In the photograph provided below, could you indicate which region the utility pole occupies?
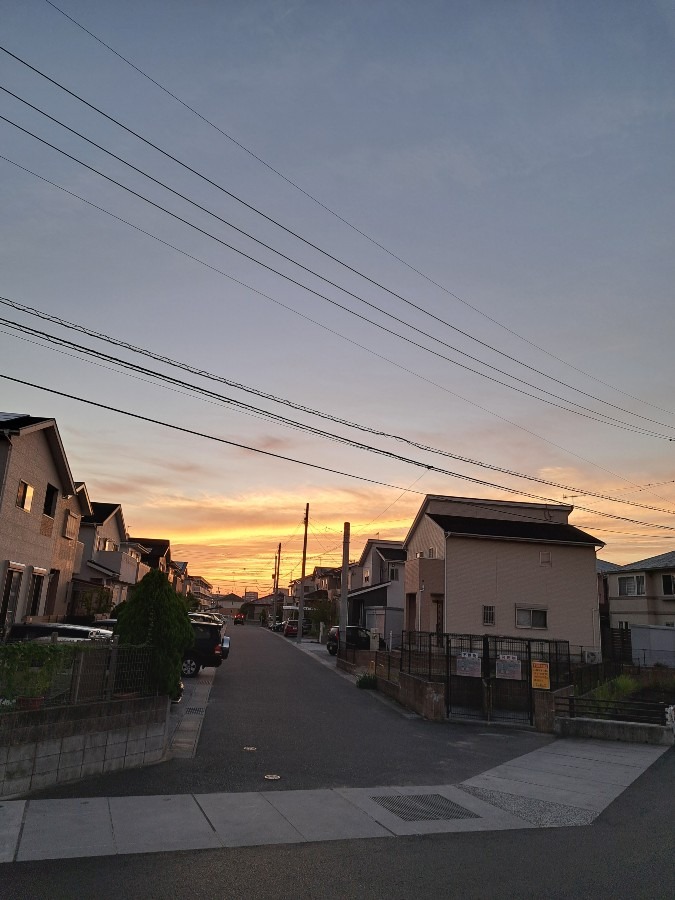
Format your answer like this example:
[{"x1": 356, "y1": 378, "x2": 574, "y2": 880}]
[
  {"x1": 296, "y1": 502, "x2": 309, "y2": 644},
  {"x1": 273, "y1": 542, "x2": 281, "y2": 625},
  {"x1": 340, "y1": 522, "x2": 350, "y2": 646}
]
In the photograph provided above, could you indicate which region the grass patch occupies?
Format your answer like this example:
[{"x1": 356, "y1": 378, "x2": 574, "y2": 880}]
[
  {"x1": 356, "y1": 672, "x2": 378, "y2": 690},
  {"x1": 591, "y1": 674, "x2": 640, "y2": 701}
]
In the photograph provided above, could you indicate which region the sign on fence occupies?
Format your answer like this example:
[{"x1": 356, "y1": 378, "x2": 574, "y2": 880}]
[
  {"x1": 456, "y1": 652, "x2": 482, "y2": 677},
  {"x1": 496, "y1": 655, "x2": 521, "y2": 680},
  {"x1": 531, "y1": 660, "x2": 551, "y2": 690}
]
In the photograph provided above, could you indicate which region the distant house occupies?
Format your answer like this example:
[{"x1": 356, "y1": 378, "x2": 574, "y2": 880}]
[
  {"x1": 72, "y1": 501, "x2": 150, "y2": 614},
  {"x1": 347, "y1": 539, "x2": 406, "y2": 638},
  {"x1": 213, "y1": 592, "x2": 244, "y2": 616},
  {"x1": 128, "y1": 537, "x2": 171, "y2": 576},
  {"x1": 186, "y1": 574, "x2": 213, "y2": 608},
  {"x1": 169, "y1": 560, "x2": 189, "y2": 596},
  {"x1": 606, "y1": 551, "x2": 675, "y2": 629},
  {"x1": 404, "y1": 494, "x2": 603, "y2": 648},
  {"x1": 0, "y1": 413, "x2": 89, "y2": 632}
]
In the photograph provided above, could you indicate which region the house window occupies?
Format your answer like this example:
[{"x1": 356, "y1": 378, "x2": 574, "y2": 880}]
[
  {"x1": 27, "y1": 573, "x2": 45, "y2": 616},
  {"x1": 43, "y1": 483, "x2": 58, "y2": 518},
  {"x1": 516, "y1": 607, "x2": 548, "y2": 629},
  {"x1": 483, "y1": 605, "x2": 495, "y2": 626},
  {"x1": 618, "y1": 576, "x2": 645, "y2": 596},
  {"x1": 363, "y1": 569, "x2": 370, "y2": 585},
  {"x1": 618, "y1": 620, "x2": 630, "y2": 630},
  {"x1": 539, "y1": 551, "x2": 552, "y2": 566},
  {"x1": 662, "y1": 574, "x2": 675, "y2": 596},
  {"x1": 390, "y1": 567, "x2": 399, "y2": 581},
  {"x1": 428, "y1": 548, "x2": 435, "y2": 559},
  {"x1": 16, "y1": 481, "x2": 34, "y2": 512}
]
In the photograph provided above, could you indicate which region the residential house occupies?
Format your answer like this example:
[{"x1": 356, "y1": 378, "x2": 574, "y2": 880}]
[
  {"x1": 347, "y1": 539, "x2": 406, "y2": 639},
  {"x1": 0, "y1": 413, "x2": 89, "y2": 632},
  {"x1": 606, "y1": 551, "x2": 675, "y2": 629},
  {"x1": 72, "y1": 501, "x2": 150, "y2": 614},
  {"x1": 128, "y1": 537, "x2": 171, "y2": 576},
  {"x1": 186, "y1": 574, "x2": 213, "y2": 609},
  {"x1": 169, "y1": 560, "x2": 189, "y2": 595},
  {"x1": 404, "y1": 495, "x2": 603, "y2": 648},
  {"x1": 212, "y1": 592, "x2": 244, "y2": 616}
]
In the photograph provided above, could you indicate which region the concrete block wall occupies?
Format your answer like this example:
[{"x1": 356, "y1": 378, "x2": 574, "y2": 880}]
[{"x1": 0, "y1": 695, "x2": 170, "y2": 797}]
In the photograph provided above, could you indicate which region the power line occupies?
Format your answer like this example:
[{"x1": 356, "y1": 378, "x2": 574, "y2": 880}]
[
  {"x1": 1, "y1": 154, "x2": 670, "y2": 504},
  {"x1": 0, "y1": 115, "x2": 670, "y2": 442},
  {"x1": 39, "y1": 0, "x2": 675, "y2": 420},
  {"x1": 2, "y1": 371, "x2": 675, "y2": 533},
  {"x1": 2, "y1": 48, "x2": 673, "y2": 429},
  {"x1": 4, "y1": 311, "x2": 675, "y2": 520}
]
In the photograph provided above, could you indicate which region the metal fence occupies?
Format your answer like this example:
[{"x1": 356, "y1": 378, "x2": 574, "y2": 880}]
[
  {"x1": 0, "y1": 644, "x2": 155, "y2": 711},
  {"x1": 555, "y1": 695, "x2": 667, "y2": 726}
]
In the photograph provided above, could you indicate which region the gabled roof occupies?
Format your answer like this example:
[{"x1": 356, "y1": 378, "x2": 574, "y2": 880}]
[
  {"x1": 404, "y1": 494, "x2": 574, "y2": 547},
  {"x1": 0, "y1": 413, "x2": 76, "y2": 495},
  {"x1": 428, "y1": 514, "x2": 603, "y2": 547},
  {"x1": 618, "y1": 550, "x2": 675, "y2": 572},
  {"x1": 128, "y1": 537, "x2": 171, "y2": 568},
  {"x1": 172, "y1": 561, "x2": 189, "y2": 576},
  {"x1": 377, "y1": 547, "x2": 407, "y2": 562},
  {"x1": 357, "y1": 539, "x2": 404, "y2": 567},
  {"x1": 597, "y1": 559, "x2": 622, "y2": 574},
  {"x1": 81, "y1": 502, "x2": 122, "y2": 527},
  {"x1": 75, "y1": 483, "x2": 93, "y2": 517}
]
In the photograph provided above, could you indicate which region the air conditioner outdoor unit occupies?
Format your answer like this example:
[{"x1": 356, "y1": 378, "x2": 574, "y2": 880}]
[{"x1": 583, "y1": 650, "x2": 602, "y2": 665}]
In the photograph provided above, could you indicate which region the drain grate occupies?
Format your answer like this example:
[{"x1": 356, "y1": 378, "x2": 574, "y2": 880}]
[
  {"x1": 184, "y1": 706, "x2": 206, "y2": 715},
  {"x1": 370, "y1": 794, "x2": 480, "y2": 822}
]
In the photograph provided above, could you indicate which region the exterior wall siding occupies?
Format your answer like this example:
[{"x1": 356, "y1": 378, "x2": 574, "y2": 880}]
[
  {"x1": 0, "y1": 430, "x2": 81, "y2": 623},
  {"x1": 606, "y1": 571, "x2": 675, "y2": 627},
  {"x1": 406, "y1": 514, "x2": 445, "y2": 560},
  {"x1": 445, "y1": 536, "x2": 599, "y2": 647}
]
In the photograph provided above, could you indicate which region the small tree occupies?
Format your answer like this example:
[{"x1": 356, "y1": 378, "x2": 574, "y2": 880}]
[{"x1": 116, "y1": 569, "x2": 193, "y2": 700}]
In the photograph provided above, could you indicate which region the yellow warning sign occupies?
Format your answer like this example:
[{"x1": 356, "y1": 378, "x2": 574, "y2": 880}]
[{"x1": 531, "y1": 660, "x2": 550, "y2": 690}]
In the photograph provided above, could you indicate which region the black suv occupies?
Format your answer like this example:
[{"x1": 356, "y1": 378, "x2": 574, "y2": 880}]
[
  {"x1": 182, "y1": 620, "x2": 229, "y2": 677},
  {"x1": 326, "y1": 625, "x2": 382, "y2": 655}
]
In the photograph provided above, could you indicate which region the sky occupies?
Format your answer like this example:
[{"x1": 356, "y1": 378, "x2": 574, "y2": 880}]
[{"x1": 1, "y1": 1, "x2": 674, "y2": 595}]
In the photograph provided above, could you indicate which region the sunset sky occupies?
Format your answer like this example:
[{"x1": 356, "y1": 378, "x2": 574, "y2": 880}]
[{"x1": 1, "y1": 1, "x2": 674, "y2": 594}]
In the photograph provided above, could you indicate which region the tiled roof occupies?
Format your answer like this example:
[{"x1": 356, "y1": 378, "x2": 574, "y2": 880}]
[
  {"x1": 428, "y1": 514, "x2": 602, "y2": 546},
  {"x1": 596, "y1": 559, "x2": 622, "y2": 574},
  {"x1": 619, "y1": 550, "x2": 675, "y2": 572},
  {"x1": 0, "y1": 413, "x2": 49, "y2": 429}
]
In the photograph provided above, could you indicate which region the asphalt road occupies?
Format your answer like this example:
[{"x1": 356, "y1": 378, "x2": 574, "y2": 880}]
[
  {"x1": 4, "y1": 744, "x2": 674, "y2": 899},
  {"x1": 25, "y1": 624, "x2": 554, "y2": 799}
]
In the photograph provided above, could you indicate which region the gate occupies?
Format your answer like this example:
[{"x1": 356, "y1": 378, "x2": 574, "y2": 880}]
[{"x1": 401, "y1": 632, "x2": 571, "y2": 725}]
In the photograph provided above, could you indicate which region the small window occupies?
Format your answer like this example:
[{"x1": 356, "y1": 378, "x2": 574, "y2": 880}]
[
  {"x1": 364, "y1": 569, "x2": 370, "y2": 585},
  {"x1": 16, "y1": 481, "x2": 34, "y2": 511},
  {"x1": 428, "y1": 548, "x2": 435, "y2": 559},
  {"x1": 483, "y1": 605, "x2": 495, "y2": 626},
  {"x1": 43, "y1": 483, "x2": 58, "y2": 518},
  {"x1": 390, "y1": 567, "x2": 399, "y2": 581},
  {"x1": 662, "y1": 574, "x2": 675, "y2": 596},
  {"x1": 539, "y1": 551, "x2": 551, "y2": 566},
  {"x1": 618, "y1": 576, "x2": 645, "y2": 596},
  {"x1": 516, "y1": 607, "x2": 548, "y2": 629}
]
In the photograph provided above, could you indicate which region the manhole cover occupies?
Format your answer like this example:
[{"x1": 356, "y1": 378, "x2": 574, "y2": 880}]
[
  {"x1": 264, "y1": 774, "x2": 281, "y2": 781},
  {"x1": 184, "y1": 706, "x2": 206, "y2": 715},
  {"x1": 370, "y1": 794, "x2": 480, "y2": 822}
]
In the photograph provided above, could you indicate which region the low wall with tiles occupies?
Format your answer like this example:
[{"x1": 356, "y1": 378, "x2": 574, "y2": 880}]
[{"x1": 0, "y1": 695, "x2": 170, "y2": 797}]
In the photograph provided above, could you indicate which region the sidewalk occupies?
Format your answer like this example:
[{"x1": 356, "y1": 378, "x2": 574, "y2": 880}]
[{"x1": 1, "y1": 739, "x2": 669, "y2": 862}]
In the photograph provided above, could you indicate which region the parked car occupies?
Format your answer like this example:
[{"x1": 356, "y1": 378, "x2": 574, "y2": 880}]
[
  {"x1": 5, "y1": 622, "x2": 113, "y2": 643},
  {"x1": 233, "y1": 613, "x2": 246, "y2": 625},
  {"x1": 182, "y1": 620, "x2": 229, "y2": 677},
  {"x1": 326, "y1": 625, "x2": 384, "y2": 655}
]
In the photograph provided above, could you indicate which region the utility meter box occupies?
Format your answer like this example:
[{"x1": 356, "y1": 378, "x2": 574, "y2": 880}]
[{"x1": 369, "y1": 630, "x2": 380, "y2": 651}]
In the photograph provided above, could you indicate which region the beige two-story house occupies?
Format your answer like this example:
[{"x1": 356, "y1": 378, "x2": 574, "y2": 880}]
[
  {"x1": 404, "y1": 494, "x2": 603, "y2": 648},
  {"x1": 606, "y1": 551, "x2": 675, "y2": 629},
  {"x1": 0, "y1": 413, "x2": 90, "y2": 633}
]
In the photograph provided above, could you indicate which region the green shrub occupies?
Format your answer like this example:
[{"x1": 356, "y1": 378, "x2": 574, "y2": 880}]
[
  {"x1": 0, "y1": 643, "x2": 77, "y2": 706},
  {"x1": 356, "y1": 672, "x2": 378, "y2": 690},
  {"x1": 592, "y1": 674, "x2": 639, "y2": 701},
  {"x1": 116, "y1": 569, "x2": 194, "y2": 700}
]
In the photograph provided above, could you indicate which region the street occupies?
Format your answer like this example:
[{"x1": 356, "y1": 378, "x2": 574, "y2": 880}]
[{"x1": 3, "y1": 624, "x2": 674, "y2": 899}]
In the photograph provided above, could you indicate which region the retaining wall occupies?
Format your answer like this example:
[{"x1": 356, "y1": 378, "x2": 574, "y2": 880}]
[
  {"x1": 554, "y1": 716, "x2": 673, "y2": 746},
  {"x1": 0, "y1": 695, "x2": 170, "y2": 797}
]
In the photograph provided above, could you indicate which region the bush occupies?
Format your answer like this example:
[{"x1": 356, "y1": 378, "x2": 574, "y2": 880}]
[
  {"x1": 356, "y1": 672, "x2": 378, "y2": 690},
  {"x1": 116, "y1": 569, "x2": 193, "y2": 700},
  {"x1": 591, "y1": 674, "x2": 639, "y2": 701}
]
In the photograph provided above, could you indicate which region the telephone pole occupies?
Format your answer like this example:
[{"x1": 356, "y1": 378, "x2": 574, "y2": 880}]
[
  {"x1": 340, "y1": 522, "x2": 350, "y2": 645},
  {"x1": 296, "y1": 502, "x2": 309, "y2": 644},
  {"x1": 273, "y1": 542, "x2": 281, "y2": 625}
]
